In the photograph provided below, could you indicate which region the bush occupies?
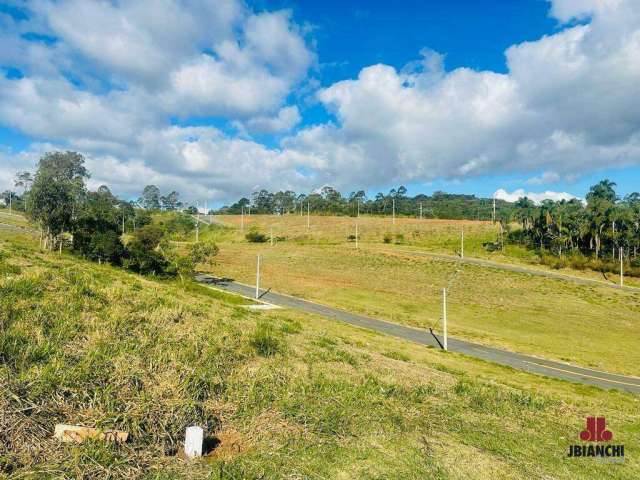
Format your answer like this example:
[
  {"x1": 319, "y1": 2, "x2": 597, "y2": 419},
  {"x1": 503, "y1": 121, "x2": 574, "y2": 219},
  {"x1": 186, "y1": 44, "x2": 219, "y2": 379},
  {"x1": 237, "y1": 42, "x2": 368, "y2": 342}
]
[
  {"x1": 347, "y1": 234, "x2": 357, "y2": 242},
  {"x1": 250, "y1": 322, "x2": 283, "y2": 356},
  {"x1": 540, "y1": 253, "x2": 565, "y2": 270},
  {"x1": 567, "y1": 254, "x2": 588, "y2": 271},
  {"x1": 395, "y1": 233, "x2": 404, "y2": 244},
  {"x1": 161, "y1": 213, "x2": 195, "y2": 236},
  {"x1": 383, "y1": 233, "x2": 393, "y2": 244},
  {"x1": 246, "y1": 227, "x2": 267, "y2": 243},
  {"x1": 124, "y1": 225, "x2": 169, "y2": 275}
]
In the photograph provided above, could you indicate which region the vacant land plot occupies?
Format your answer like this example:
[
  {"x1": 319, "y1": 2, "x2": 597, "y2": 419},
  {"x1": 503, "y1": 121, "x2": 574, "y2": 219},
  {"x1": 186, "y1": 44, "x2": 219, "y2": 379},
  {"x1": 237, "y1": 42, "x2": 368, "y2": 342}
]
[
  {"x1": 214, "y1": 213, "x2": 500, "y2": 254},
  {"x1": 205, "y1": 236, "x2": 640, "y2": 377},
  {"x1": 1, "y1": 230, "x2": 638, "y2": 479},
  {"x1": 210, "y1": 214, "x2": 640, "y2": 288}
]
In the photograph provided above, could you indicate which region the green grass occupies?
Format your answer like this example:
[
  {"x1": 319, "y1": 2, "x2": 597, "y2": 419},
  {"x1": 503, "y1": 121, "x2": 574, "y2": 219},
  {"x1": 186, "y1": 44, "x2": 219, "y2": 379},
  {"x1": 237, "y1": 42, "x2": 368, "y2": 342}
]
[
  {"x1": 210, "y1": 214, "x2": 640, "y2": 288},
  {"x1": 0, "y1": 210, "x2": 31, "y2": 228},
  {"x1": 207, "y1": 239, "x2": 640, "y2": 377},
  {"x1": 1, "y1": 232, "x2": 639, "y2": 479}
]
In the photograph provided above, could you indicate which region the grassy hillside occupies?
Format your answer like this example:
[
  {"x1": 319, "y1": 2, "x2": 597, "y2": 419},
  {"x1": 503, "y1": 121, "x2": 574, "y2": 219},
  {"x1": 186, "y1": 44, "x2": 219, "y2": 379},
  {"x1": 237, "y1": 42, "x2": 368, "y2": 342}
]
[
  {"x1": 202, "y1": 238, "x2": 640, "y2": 377},
  {"x1": 207, "y1": 214, "x2": 640, "y2": 286},
  {"x1": 0, "y1": 211, "x2": 31, "y2": 229},
  {"x1": 1, "y1": 230, "x2": 639, "y2": 479}
]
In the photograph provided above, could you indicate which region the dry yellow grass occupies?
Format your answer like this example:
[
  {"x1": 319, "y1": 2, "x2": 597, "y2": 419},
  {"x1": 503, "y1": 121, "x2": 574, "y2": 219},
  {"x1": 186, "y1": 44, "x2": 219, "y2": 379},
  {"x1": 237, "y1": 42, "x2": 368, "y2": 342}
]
[{"x1": 201, "y1": 217, "x2": 640, "y2": 376}]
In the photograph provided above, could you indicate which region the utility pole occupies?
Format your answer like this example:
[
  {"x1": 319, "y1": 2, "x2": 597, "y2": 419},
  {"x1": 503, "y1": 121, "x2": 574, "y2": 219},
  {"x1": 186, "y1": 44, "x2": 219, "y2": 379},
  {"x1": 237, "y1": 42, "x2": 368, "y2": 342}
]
[
  {"x1": 255, "y1": 255, "x2": 261, "y2": 299},
  {"x1": 356, "y1": 199, "x2": 360, "y2": 249},
  {"x1": 392, "y1": 198, "x2": 396, "y2": 225},
  {"x1": 612, "y1": 221, "x2": 616, "y2": 261},
  {"x1": 442, "y1": 288, "x2": 448, "y2": 351},
  {"x1": 461, "y1": 227, "x2": 464, "y2": 259},
  {"x1": 195, "y1": 217, "x2": 199, "y2": 243},
  {"x1": 620, "y1": 247, "x2": 624, "y2": 287},
  {"x1": 8, "y1": 192, "x2": 11, "y2": 214},
  {"x1": 241, "y1": 206, "x2": 244, "y2": 232},
  {"x1": 419, "y1": 202, "x2": 422, "y2": 220},
  {"x1": 270, "y1": 227, "x2": 274, "y2": 246},
  {"x1": 492, "y1": 197, "x2": 496, "y2": 224},
  {"x1": 307, "y1": 202, "x2": 310, "y2": 229}
]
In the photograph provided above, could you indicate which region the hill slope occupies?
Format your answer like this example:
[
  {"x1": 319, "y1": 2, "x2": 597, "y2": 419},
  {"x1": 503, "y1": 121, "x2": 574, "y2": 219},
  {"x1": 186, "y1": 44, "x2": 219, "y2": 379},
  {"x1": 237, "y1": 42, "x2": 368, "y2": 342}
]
[{"x1": 1, "y1": 231, "x2": 638, "y2": 479}]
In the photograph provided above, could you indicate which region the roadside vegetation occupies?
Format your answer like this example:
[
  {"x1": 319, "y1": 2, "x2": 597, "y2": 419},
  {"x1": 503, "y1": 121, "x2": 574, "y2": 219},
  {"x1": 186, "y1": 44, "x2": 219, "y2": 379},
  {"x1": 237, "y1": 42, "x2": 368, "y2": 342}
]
[{"x1": 1, "y1": 231, "x2": 638, "y2": 478}]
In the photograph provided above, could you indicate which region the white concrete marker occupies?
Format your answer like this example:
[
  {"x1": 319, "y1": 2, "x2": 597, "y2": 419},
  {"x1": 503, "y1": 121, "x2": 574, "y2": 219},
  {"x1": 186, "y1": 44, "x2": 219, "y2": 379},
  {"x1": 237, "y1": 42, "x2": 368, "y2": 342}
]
[{"x1": 184, "y1": 426, "x2": 203, "y2": 458}]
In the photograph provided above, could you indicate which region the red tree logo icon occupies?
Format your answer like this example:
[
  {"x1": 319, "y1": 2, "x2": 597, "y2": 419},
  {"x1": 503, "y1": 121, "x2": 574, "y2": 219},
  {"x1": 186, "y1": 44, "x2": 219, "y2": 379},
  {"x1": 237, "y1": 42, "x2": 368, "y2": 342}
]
[{"x1": 580, "y1": 417, "x2": 612, "y2": 442}]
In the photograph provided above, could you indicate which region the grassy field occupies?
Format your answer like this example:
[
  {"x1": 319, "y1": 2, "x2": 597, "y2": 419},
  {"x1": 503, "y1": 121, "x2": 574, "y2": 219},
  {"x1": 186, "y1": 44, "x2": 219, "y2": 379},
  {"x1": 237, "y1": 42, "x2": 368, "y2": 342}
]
[
  {"x1": 194, "y1": 215, "x2": 640, "y2": 377},
  {"x1": 0, "y1": 210, "x2": 31, "y2": 229},
  {"x1": 1, "y1": 229, "x2": 639, "y2": 479},
  {"x1": 207, "y1": 214, "x2": 640, "y2": 287}
]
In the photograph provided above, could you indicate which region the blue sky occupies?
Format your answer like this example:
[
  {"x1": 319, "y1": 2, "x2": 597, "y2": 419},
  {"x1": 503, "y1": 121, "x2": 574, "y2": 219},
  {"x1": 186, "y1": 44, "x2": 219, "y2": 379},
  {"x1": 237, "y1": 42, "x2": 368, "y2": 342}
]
[{"x1": 1, "y1": 0, "x2": 639, "y2": 205}]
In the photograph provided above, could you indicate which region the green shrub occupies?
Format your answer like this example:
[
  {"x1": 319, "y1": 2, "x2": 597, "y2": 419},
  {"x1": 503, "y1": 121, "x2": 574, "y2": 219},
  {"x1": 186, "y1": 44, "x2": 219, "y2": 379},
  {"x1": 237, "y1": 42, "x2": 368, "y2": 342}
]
[
  {"x1": 383, "y1": 232, "x2": 393, "y2": 244},
  {"x1": 245, "y1": 227, "x2": 267, "y2": 243}
]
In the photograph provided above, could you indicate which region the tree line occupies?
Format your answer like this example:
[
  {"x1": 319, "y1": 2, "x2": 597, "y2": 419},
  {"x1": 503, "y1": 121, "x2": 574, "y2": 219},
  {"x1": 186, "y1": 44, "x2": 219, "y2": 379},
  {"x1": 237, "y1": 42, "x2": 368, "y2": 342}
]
[
  {"x1": 509, "y1": 180, "x2": 640, "y2": 262},
  {"x1": 220, "y1": 185, "x2": 515, "y2": 220},
  {"x1": 9, "y1": 151, "x2": 217, "y2": 278}
]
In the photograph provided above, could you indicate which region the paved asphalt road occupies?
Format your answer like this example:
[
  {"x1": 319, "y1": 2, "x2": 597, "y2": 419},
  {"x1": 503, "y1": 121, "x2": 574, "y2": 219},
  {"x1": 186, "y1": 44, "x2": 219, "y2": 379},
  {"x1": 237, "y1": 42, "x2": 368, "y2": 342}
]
[
  {"x1": 196, "y1": 274, "x2": 640, "y2": 394},
  {"x1": 0, "y1": 222, "x2": 37, "y2": 235},
  {"x1": 390, "y1": 248, "x2": 640, "y2": 292}
]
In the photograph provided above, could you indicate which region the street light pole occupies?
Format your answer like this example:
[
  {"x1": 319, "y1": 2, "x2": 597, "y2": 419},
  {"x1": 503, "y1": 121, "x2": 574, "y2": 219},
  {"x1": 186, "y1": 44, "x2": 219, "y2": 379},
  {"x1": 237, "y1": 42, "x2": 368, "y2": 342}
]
[
  {"x1": 620, "y1": 247, "x2": 624, "y2": 287},
  {"x1": 255, "y1": 255, "x2": 261, "y2": 299},
  {"x1": 442, "y1": 288, "x2": 448, "y2": 351},
  {"x1": 392, "y1": 198, "x2": 395, "y2": 225},
  {"x1": 356, "y1": 199, "x2": 359, "y2": 249}
]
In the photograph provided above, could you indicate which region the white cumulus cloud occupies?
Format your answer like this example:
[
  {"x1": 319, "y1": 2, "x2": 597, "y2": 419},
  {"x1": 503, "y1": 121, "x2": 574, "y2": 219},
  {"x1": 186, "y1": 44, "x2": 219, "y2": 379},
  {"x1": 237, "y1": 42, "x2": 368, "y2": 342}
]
[
  {"x1": 493, "y1": 188, "x2": 581, "y2": 204},
  {"x1": 1, "y1": 0, "x2": 640, "y2": 202}
]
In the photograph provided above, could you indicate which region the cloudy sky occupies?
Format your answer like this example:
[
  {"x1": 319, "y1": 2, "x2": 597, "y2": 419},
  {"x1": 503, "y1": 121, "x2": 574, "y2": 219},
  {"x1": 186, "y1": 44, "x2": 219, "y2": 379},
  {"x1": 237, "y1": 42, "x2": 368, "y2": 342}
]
[{"x1": 1, "y1": 0, "x2": 639, "y2": 206}]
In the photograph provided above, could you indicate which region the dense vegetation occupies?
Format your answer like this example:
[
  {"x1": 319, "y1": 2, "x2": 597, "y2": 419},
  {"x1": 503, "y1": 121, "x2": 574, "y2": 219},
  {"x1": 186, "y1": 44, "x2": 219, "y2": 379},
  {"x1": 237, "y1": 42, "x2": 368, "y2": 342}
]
[
  {"x1": 9, "y1": 151, "x2": 216, "y2": 277},
  {"x1": 508, "y1": 180, "x2": 640, "y2": 269}
]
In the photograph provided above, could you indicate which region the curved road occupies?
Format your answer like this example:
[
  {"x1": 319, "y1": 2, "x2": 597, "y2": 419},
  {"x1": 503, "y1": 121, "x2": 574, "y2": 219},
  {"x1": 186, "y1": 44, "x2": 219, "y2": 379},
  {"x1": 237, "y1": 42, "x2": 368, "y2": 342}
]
[
  {"x1": 389, "y1": 248, "x2": 640, "y2": 292},
  {"x1": 195, "y1": 274, "x2": 640, "y2": 394}
]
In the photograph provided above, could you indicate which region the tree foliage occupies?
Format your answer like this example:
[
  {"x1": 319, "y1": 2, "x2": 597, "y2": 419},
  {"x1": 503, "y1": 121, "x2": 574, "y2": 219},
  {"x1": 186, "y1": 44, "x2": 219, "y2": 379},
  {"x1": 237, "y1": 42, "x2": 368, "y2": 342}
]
[
  {"x1": 25, "y1": 151, "x2": 90, "y2": 249},
  {"x1": 510, "y1": 180, "x2": 640, "y2": 261}
]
